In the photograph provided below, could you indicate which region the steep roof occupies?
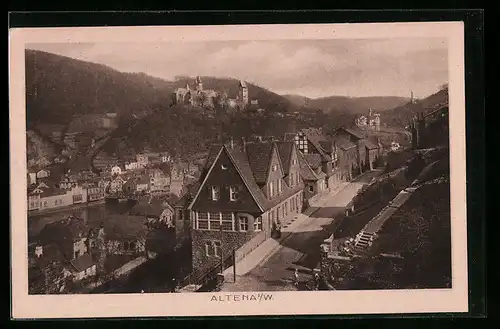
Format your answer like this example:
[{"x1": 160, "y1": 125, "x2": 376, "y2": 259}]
[
  {"x1": 275, "y1": 141, "x2": 294, "y2": 175},
  {"x1": 190, "y1": 142, "x2": 303, "y2": 212},
  {"x1": 302, "y1": 153, "x2": 322, "y2": 170},
  {"x1": 245, "y1": 142, "x2": 274, "y2": 184},
  {"x1": 301, "y1": 128, "x2": 332, "y2": 161},
  {"x1": 296, "y1": 150, "x2": 323, "y2": 182}
]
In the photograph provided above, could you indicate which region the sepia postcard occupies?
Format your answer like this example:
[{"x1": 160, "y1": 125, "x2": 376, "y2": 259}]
[{"x1": 9, "y1": 22, "x2": 468, "y2": 319}]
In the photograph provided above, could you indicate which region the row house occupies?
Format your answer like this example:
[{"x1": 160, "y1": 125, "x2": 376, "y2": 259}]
[
  {"x1": 285, "y1": 128, "x2": 343, "y2": 193},
  {"x1": 188, "y1": 139, "x2": 304, "y2": 274},
  {"x1": 331, "y1": 136, "x2": 358, "y2": 181},
  {"x1": 333, "y1": 127, "x2": 382, "y2": 175},
  {"x1": 28, "y1": 181, "x2": 80, "y2": 212}
]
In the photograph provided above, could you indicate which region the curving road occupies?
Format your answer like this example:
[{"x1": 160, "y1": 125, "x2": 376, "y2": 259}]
[{"x1": 220, "y1": 170, "x2": 382, "y2": 292}]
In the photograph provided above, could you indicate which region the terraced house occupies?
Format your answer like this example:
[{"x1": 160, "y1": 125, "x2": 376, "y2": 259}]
[{"x1": 188, "y1": 139, "x2": 304, "y2": 274}]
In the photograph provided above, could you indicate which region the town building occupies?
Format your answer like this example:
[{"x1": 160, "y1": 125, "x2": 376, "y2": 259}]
[
  {"x1": 284, "y1": 128, "x2": 343, "y2": 193},
  {"x1": 333, "y1": 127, "x2": 382, "y2": 175},
  {"x1": 188, "y1": 139, "x2": 304, "y2": 275},
  {"x1": 410, "y1": 104, "x2": 449, "y2": 150}
]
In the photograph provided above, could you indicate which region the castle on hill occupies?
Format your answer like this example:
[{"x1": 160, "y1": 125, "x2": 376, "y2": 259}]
[
  {"x1": 172, "y1": 76, "x2": 252, "y2": 110},
  {"x1": 355, "y1": 109, "x2": 381, "y2": 131}
]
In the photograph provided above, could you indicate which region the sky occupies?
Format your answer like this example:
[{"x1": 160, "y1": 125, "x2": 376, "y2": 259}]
[{"x1": 27, "y1": 38, "x2": 448, "y2": 99}]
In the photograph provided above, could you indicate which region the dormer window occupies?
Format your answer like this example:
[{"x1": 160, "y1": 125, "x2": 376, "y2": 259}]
[
  {"x1": 210, "y1": 186, "x2": 220, "y2": 201},
  {"x1": 292, "y1": 159, "x2": 297, "y2": 165},
  {"x1": 221, "y1": 164, "x2": 228, "y2": 170},
  {"x1": 272, "y1": 164, "x2": 278, "y2": 172},
  {"x1": 229, "y1": 186, "x2": 238, "y2": 201}
]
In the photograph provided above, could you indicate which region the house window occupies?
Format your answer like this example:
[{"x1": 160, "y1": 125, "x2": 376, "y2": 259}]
[
  {"x1": 196, "y1": 212, "x2": 209, "y2": 230},
  {"x1": 129, "y1": 241, "x2": 136, "y2": 251},
  {"x1": 239, "y1": 217, "x2": 249, "y2": 231},
  {"x1": 269, "y1": 181, "x2": 274, "y2": 198},
  {"x1": 213, "y1": 241, "x2": 222, "y2": 257},
  {"x1": 209, "y1": 212, "x2": 221, "y2": 230},
  {"x1": 221, "y1": 164, "x2": 228, "y2": 170},
  {"x1": 254, "y1": 217, "x2": 263, "y2": 231},
  {"x1": 229, "y1": 186, "x2": 238, "y2": 201},
  {"x1": 291, "y1": 198, "x2": 295, "y2": 212},
  {"x1": 292, "y1": 159, "x2": 297, "y2": 165},
  {"x1": 272, "y1": 164, "x2": 278, "y2": 172},
  {"x1": 278, "y1": 179, "x2": 282, "y2": 194},
  {"x1": 284, "y1": 202, "x2": 288, "y2": 216},
  {"x1": 44, "y1": 201, "x2": 48, "y2": 207},
  {"x1": 204, "y1": 241, "x2": 212, "y2": 256},
  {"x1": 221, "y1": 213, "x2": 234, "y2": 231},
  {"x1": 210, "y1": 186, "x2": 220, "y2": 201},
  {"x1": 309, "y1": 185, "x2": 314, "y2": 193}
]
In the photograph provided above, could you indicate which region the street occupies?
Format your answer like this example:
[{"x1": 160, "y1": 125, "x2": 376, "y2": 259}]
[{"x1": 220, "y1": 170, "x2": 382, "y2": 292}]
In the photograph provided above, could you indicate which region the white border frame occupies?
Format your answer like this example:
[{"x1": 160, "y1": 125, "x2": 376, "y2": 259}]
[{"x1": 9, "y1": 22, "x2": 467, "y2": 318}]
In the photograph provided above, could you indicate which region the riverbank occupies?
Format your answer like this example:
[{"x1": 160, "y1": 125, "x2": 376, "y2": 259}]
[{"x1": 28, "y1": 199, "x2": 106, "y2": 217}]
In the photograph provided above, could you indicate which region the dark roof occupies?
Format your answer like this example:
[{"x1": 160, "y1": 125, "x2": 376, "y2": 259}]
[
  {"x1": 333, "y1": 136, "x2": 357, "y2": 150},
  {"x1": 301, "y1": 128, "x2": 331, "y2": 161},
  {"x1": 203, "y1": 144, "x2": 223, "y2": 172},
  {"x1": 364, "y1": 139, "x2": 379, "y2": 150},
  {"x1": 225, "y1": 145, "x2": 270, "y2": 209},
  {"x1": 337, "y1": 127, "x2": 365, "y2": 140},
  {"x1": 245, "y1": 142, "x2": 274, "y2": 184},
  {"x1": 276, "y1": 142, "x2": 294, "y2": 175},
  {"x1": 296, "y1": 150, "x2": 323, "y2": 181},
  {"x1": 104, "y1": 214, "x2": 148, "y2": 240},
  {"x1": 70, "y1": 253, "x2": 95, "y2": 272},
  {"x1": 302, "y1": 154, "x2": 322, "y2": 170}
]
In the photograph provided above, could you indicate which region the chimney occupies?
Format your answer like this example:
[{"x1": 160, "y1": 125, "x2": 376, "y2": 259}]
[{"x1": 229, "y1": 138, "x2": 234, "y2": 149}]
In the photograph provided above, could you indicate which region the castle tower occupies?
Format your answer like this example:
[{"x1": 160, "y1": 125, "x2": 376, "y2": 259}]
[
  {"x1": 195, "y1": 76, "x2": 203, "y2": 91},
  {"x1": 238, "y1": 80, "x2": 249, "y2": 107}
]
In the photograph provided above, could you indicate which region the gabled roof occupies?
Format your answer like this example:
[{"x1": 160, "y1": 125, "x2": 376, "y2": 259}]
[
  {"x1": 302, "y1": 154, "x2": 322, "y2": 170},
  {"x1": 189, "y1": 142, "x2": 303, "y2": 212},
  {"x1": 70, "y1": 253, "x2": 95, "y2": 272},
  {"x1": 336, "y1": 127, "x2": 365, "y2": 140},
  {"x1": 239, "y1": 80, "x2": 247, "y2": 88},
  {"x1": 301, "y1": 128, "x2": 332, "y2": 161},
  {"x1": 296, "y1": 150, "x2": 323, "y2": 182},
  {"x1": 245, "y1": 142, "x2": 274, "y2": 184},
  {"x1": 276, "y1": 141, "x2": 294, "y2": 175}
]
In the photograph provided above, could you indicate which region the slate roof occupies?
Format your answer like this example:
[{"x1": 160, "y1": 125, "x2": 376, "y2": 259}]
[
  {"x1": 70, "y1": 253, "x2": 95, "y2": 272},
  {"x1": 333, "y1": 136, "x2": 357, "y2": 150},
  {"x1": 364, "y1": 139, "x2": 380, "y2": 150},
  {"x1": 301, "y1": 128, "x2": 332, "y2": 161},
  {"x1": 296, "y1": 150, "x2": 323, "y2": 182},
  {"x1": 245, "y1": 142, "x2": 274, "y2": 184},
  {"x1": 337, "y1": 127, "x2": 365, "y2": 140},
  {"x1": 302, "y1": 154, "x2": 322, "y2": 170},
  {"x1": 275, "y1": 141, "x2": 294, "y2": 175}
]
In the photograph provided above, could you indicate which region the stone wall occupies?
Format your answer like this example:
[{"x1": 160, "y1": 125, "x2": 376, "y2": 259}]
[{"x1": 191, "y1": 230, "x2": 257, "y2": 274}]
